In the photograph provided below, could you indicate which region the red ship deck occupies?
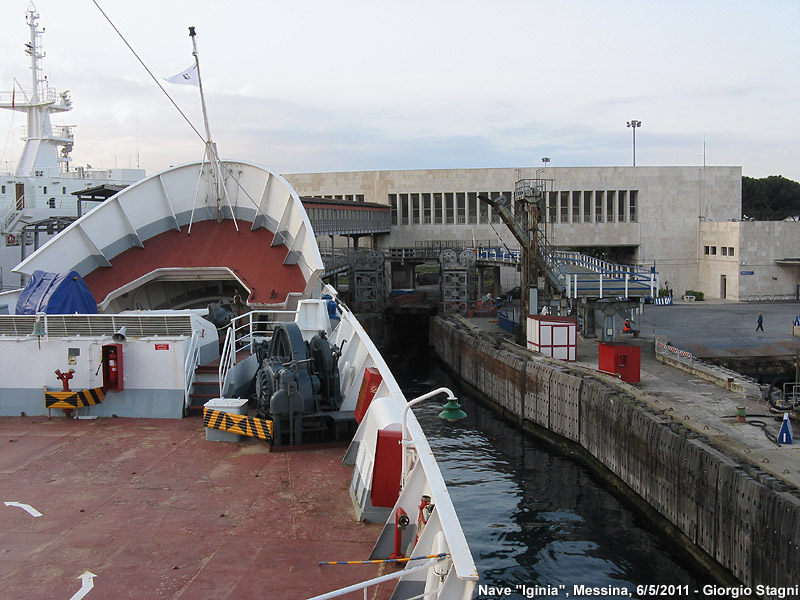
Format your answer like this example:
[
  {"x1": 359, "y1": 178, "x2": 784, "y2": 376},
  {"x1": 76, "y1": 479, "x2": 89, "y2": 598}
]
[
  {"x1": 82, "y1": 220, "x2": 307, "y2": 306},
  {"x1": 0, "y1": 416, "x2": 394, "y2": 600}
]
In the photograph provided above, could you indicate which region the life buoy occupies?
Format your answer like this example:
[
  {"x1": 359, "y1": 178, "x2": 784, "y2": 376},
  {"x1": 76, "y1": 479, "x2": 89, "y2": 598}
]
[{"x1": 6, "y1": 233, "x2": 16, "y2": 245}]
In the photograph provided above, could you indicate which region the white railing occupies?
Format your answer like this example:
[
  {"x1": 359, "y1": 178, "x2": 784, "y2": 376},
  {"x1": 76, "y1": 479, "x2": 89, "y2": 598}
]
[
  {"x1": 1, "y1": 204, "x2": 21, "y2": 233},
  {"x1": 217, "y1": 310, "x2": 297, "y2": 397},
  {"x1": 183, "y1": 330, "x2": 202, "y2": 412},
  {"x1": 307, "y1": 556, "x2": 447, "y2": 600},
  {"x1": 476, "y1": 246, "x2": 520, "y2": 264},
  {"x1": 564, "y1": 271, "x2": 656, "y2": 299},
  {"x1": 218, "y1": 326, "x2": 235, "y2": 399}
]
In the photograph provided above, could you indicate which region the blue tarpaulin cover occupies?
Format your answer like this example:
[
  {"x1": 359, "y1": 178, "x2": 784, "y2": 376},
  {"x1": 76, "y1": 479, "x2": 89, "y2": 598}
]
[{"x1": 15, "y1": 271, "x2": 98, "y2": 315}]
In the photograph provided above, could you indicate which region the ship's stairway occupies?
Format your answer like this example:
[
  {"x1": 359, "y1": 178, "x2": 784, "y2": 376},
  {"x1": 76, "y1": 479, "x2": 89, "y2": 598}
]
[
  {"x1": 187, "y1": 348, "x2": 253, "y2": 414},
  {"x1": 187, "y1": 363, "x2": 220, "y2": 414}
]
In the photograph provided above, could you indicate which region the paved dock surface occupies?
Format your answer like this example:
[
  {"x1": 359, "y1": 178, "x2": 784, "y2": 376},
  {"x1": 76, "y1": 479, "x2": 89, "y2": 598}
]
[
  {"x1": 0, "y1": 417, "x2": 393, "y2": 600},
  {"x1": 468, "y1": 299, "x2": 800, "y2": 490},
  {"x1": 638, "y1": 299, "x2": 800, "y2": 359}
]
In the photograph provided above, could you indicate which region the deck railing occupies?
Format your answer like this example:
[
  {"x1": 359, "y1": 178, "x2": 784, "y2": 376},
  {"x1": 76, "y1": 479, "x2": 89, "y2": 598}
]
[
  {"x1": 218, "y1": 310, "x2": 297, "y2": 398},
  {"x1": 183, "y1": 329, "x2": 202, "y2": 413}
]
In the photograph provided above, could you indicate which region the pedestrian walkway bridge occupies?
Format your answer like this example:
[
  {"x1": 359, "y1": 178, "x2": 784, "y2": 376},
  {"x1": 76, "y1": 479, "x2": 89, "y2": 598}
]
[{"x1": 320, "y1": 244, "x2": 657, "y2": 301}]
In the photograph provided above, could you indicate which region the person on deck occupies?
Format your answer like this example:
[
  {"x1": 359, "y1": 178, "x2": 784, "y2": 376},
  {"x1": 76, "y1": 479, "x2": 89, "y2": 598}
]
[{"x1": 756, "y1": 313, "x2": 764, "y2": 332}]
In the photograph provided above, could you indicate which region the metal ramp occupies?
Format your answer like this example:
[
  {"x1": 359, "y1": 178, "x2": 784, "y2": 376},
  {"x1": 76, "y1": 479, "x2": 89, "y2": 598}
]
[
  {"x1": 475, "y1": 247, "x2": 656, "y2": 300},
  {"x1": 555, "y1": 251, "x2": 656, "y2": 300}
]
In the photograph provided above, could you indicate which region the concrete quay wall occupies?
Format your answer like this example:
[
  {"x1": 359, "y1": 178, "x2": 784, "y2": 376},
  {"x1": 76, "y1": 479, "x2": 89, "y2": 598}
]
[{"x1": 431, "y1": 317, "x2": 800, "y2": 593}]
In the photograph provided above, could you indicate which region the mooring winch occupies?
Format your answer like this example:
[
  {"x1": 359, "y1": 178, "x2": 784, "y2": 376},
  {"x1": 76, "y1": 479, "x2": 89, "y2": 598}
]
[{"x1": 253, "y1": 323, "x2": 343, "y2": 445}]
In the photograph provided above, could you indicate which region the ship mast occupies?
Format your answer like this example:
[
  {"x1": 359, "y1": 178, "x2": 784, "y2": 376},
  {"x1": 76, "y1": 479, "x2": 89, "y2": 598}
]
[
  {"x1": 188, "y1": 26, "x2": 225, "y2": 225},
  {"x1": 0, "y1": 4, "x2": 74, "y2": 177}
]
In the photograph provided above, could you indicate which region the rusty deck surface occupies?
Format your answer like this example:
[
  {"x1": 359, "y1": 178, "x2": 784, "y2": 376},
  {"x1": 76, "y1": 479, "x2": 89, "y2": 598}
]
[{"x1": 0, "y1": 416, "x2": 394, "y2": 600}]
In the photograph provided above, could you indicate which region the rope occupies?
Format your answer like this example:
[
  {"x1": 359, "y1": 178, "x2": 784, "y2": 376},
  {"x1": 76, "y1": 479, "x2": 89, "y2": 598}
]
[{"x1": 318, "y1": 553, "x2": 448, "y2": 566}]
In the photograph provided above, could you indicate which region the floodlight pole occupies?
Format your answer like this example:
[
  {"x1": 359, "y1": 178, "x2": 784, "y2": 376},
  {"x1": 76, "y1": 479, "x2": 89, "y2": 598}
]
[{"x1": 626, "y1": 120, "x2": 641, "y2": 166}]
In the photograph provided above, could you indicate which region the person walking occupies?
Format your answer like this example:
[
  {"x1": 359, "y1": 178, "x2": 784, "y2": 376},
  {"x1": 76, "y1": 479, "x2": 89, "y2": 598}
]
[{"x1": 756, "y1": 312, "x2": 764, "y2": 332}]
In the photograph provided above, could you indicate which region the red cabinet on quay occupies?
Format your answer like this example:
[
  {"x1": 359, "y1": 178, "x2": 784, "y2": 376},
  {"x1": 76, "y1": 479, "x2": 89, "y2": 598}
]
[{"x1": 598, "y1": 343, "x2": 640, "y2": 383}]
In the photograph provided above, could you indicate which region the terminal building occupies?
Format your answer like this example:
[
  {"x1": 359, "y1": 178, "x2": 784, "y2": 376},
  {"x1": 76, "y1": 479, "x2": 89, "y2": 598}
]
[{"x1": 286, "y1": 166, "x2": 800, "y2": 302}]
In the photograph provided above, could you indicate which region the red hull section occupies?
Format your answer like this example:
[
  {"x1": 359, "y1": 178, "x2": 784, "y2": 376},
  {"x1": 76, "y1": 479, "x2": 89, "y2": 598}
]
[
  {"x1": 0, "y1": 417, "x2": 394, "y2": 600},
  {"x1": 82, "y1": 220, "x2": 307, "y2": 306}
]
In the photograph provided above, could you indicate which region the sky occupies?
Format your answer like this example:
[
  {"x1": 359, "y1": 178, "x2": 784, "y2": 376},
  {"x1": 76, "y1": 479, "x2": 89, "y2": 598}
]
[{"x1": 0, "y1": 0, "x2": 798, "y2": 182}]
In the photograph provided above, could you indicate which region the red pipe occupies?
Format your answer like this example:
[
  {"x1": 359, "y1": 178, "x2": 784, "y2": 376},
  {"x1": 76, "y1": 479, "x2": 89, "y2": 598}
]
[
  {"x1": 389, "y1": 507, "x2": 410, "y2": 559},
  {"x1": 55, "y1": 369, "x2": 75, "y2": 392}
]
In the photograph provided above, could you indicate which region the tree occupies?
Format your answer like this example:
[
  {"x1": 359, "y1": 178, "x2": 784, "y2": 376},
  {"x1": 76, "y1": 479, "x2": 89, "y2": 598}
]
[{"x1": 742, "y1": 175, "x2": 800, "y2": 221}]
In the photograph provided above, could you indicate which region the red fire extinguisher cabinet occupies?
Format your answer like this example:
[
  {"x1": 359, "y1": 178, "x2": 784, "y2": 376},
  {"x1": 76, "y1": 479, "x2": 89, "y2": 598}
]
[
  {"x1": 370, "y1": 424, "x2": 402, "y2": 508},
  {"x1": 102, "y1": 343, "x2": 124, "y2": 391}
]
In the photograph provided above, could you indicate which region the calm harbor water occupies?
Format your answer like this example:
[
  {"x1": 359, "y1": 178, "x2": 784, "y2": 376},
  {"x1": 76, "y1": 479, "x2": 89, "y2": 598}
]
[{"x1": 384, "y1": 338, "x2": 711, "y2": 600}]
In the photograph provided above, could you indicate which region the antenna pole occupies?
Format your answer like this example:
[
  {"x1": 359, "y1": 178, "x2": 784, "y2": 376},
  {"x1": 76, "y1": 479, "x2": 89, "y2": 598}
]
[{"x1": 188, "y1": 26, "x2": 223, "y2": 223}]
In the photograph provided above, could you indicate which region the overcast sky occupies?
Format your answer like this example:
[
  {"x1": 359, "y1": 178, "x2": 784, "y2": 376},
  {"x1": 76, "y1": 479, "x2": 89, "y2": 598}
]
[{"x1": 1, "y1": 1, "x2": 798, "y2": 182}]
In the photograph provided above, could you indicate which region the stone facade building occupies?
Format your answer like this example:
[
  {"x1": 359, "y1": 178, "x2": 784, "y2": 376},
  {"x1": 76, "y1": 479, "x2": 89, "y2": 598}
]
[{"x1": 285, "y1": 166, "x2": 800, "y2": 302}]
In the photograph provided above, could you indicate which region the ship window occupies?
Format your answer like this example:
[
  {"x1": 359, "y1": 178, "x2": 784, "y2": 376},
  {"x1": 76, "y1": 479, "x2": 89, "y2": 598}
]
[
  {"x1": 1, "y1": 186, "x2": 4, "y2": 194},
  {"x1": 43, "y1": 186, "x2": 48, "y2": 194},
  {"x1": 721, "y1": 247, "x2": 728, "y2": 256},
  {"x1": 48, "y1": 198, "x2": 55, "y2": 208},
  {"x1": 572, "y1": 191, "x2": 581, "y2": 223},
  {"x1": 618, "y1": 190, "x2": 627, "y2": 222},
  {"x1": 411, "y1": 193, "x2": 420, "y2": 224},
  {"x1": 63, "y1": 186, "x2": 67, "y2": 195},
  {"x1": 704, "y1": 246, "x2": 710, "y2": 255},
  {"x1": 35, "y1": 170, "x2": 44, "y2": 176},
  {"x1": 560, "y1": 191, "x2": 569, "y2": 222},
  {"x1": 630, "y1": 190, "x2": 638, "y2": 222},
  {"x1": 356, "y1": 194, "x2": 364, "y2": 202},
  {"x1": 711, "y1": 246, "x2": 717, "y2": 255},
  {"x1": 456, "y1": 192, "x2": 466, "y2": 224},
  {"x1": 729, "y1": 247, "x2": 735, "y2": 256}
]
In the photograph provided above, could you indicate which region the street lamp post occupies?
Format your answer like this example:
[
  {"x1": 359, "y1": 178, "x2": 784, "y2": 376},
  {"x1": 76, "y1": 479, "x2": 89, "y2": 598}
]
[
  {"x1": 400, "y1": 387, "x2": 467, "y2": 489},
  {"x1": 626, "y1": 120, "x2": 641, "y2": 166},
  {"x1": 541, "y1": 157, "x2": 550, "y2": 168}
]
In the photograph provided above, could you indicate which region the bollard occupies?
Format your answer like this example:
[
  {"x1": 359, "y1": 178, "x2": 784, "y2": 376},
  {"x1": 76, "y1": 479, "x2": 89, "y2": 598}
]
[{"x1": 736, "y1": 406, "x2": 746, "y2": 423}]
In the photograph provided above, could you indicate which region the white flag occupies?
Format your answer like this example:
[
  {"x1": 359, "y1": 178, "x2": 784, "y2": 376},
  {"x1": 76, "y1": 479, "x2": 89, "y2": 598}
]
[{"x1": 165, "y1": 63, "x2": 199, "y2": 86}]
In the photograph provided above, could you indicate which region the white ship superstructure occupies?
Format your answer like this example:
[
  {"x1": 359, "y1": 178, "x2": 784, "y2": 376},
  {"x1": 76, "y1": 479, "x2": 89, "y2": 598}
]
[{"x1": 0, "y1": 5, "x2": 144, "y2": 289}]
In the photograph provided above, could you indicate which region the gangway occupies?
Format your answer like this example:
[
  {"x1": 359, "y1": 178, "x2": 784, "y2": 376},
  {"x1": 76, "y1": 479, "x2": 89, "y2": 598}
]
[{"x1": 475, "y1": 247, "x2": 656, "y2": 300}]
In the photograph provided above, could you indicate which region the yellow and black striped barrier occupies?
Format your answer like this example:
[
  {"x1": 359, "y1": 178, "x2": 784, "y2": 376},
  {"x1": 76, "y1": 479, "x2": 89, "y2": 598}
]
[
  {"x1": 45, "y1": 387, "x2": 105, "y2": 410},
  {"x1": 203, "y1": 408, "x2": 273, "y2": 443}
]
